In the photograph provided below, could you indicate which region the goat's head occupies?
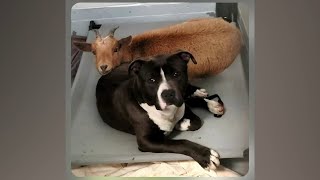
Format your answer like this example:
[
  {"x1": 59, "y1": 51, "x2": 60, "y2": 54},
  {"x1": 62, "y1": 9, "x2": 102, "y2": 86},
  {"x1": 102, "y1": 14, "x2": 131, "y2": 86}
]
[{"x1": 73, "y1": 26, "x2": 132, "y2": 75}]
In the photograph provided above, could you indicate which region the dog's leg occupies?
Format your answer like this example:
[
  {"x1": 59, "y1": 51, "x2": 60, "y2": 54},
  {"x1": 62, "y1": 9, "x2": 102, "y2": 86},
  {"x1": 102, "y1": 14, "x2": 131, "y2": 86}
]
[
  {"x1": 186, "y1": 84, "x2": 209, "y2": 98},
  {"x1": 137, "y1": 135, "x2": 220, "y2": 170},
  {"x1": 185, "y1": 94, "x2": 225, "y2": 117},
  {"x1": 175, "y1": 105, "x2": 202, "y2": 131}
]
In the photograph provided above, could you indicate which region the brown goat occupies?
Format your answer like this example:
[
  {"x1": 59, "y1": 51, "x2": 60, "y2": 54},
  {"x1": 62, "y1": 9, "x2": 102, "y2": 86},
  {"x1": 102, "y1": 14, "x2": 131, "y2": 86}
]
[{"x1": 74, "y1": 17, "x2": 242, "y2": 78}]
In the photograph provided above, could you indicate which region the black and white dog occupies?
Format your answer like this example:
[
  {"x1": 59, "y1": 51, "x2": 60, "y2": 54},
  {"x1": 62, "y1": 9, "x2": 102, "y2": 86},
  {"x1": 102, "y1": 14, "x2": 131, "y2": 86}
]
[{"x1": 96, "y1": 51, "x2": 225, "y2": 170}]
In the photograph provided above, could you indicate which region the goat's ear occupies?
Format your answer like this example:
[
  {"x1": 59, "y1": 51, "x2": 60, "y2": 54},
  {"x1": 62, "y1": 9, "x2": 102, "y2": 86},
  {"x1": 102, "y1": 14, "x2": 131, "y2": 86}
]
[
  {"x1": 175, "y1": 51, "x2": 197, "y2": 64},
  {"x1": 128, "y1": 59, "x2": 145, "y2": 76},
  {"x1": 73, "y1": 41, "x2": 92, "y2": 52},
  {"x1": 119, "y1": 36, "x2": 132, "y2": 47}
]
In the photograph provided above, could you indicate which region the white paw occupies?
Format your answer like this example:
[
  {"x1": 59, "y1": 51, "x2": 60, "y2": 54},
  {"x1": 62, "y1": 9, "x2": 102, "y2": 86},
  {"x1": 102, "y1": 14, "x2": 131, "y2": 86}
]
[
  {"x1": 204, "y1": 98, "x2": 224, "y2": 115},
  {"x1": 192, "y1": 89, "x2": 208, "y2": 98},
  {"x1": 175, "y1": 118, "x2": 190, "y2": 131},
  {"x1": 205, "y1": 149, "x2": 220, "y2": 171}
]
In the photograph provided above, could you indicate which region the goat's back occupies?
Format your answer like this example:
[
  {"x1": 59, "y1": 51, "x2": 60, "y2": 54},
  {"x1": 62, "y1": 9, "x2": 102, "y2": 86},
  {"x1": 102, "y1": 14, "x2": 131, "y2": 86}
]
[{"x1": 131, "y1": 18, "x2": 242, "y2": 78}]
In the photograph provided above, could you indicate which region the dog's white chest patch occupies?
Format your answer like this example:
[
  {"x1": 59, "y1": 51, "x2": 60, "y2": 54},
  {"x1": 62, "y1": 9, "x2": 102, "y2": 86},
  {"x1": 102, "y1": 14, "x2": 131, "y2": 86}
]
[{"x1": 140, "y1": 103, "x2": 185, "y2": 133}]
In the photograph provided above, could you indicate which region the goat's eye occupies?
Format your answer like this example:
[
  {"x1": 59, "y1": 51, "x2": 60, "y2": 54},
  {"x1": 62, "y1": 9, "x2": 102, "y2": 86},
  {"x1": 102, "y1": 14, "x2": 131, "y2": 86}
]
[
  {"x1": 113, "y1": 48, "x2": 118, "y2": 52},
  {"x1": 148, "y1": 78, "x2": 156, "y2": 83},
  {"x1": 173, "y1": 72, "x2": 181, "y2": 77}
]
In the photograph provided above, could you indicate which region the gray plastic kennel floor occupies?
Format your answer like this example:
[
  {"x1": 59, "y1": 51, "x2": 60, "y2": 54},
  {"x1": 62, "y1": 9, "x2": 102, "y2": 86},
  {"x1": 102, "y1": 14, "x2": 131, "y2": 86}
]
[{"x1": 71, "y1": 21, "x2": 249, "y2": 165}]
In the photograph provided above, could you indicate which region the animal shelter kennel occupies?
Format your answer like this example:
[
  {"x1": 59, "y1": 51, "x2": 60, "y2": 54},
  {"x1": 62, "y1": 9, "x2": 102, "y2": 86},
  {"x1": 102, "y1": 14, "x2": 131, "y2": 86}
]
[{"x1": 71, "y1": 2, "x2": 250, "y2": 176}]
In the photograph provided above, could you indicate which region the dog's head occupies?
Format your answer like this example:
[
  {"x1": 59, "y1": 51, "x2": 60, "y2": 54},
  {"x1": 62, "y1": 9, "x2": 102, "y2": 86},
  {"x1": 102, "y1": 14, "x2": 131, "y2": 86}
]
[{"x1": 129, "y1": 50, "x2": 197, "y2": 110}]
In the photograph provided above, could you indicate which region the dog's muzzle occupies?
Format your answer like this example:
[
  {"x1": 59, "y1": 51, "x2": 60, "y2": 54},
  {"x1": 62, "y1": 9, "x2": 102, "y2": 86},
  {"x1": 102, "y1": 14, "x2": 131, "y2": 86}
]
[{"x1": 161, "y1": 89, "x2": 184, "y2": 107}]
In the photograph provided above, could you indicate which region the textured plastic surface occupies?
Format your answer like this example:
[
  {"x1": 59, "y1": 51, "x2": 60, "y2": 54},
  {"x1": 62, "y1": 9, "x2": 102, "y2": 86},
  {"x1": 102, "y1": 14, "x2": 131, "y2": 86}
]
[
  {"x1": 71, "y1": 3, "x2": 216, "y2": 36},
  {"x1": 71, "y1": 21, "x2": 249, "y2": 165}
]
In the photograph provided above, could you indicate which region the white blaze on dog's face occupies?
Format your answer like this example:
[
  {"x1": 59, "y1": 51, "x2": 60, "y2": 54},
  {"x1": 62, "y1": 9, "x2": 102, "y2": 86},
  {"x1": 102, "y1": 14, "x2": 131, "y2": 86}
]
[{"x1": 157, "y1": 68, "x2": 171, "y2": 109}]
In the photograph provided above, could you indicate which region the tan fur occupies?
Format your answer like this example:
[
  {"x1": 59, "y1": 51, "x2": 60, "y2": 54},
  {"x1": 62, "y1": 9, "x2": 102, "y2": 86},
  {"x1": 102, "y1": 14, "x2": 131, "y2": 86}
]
[{"x1": 74, "y1": 17, "x2": 242, "y2": 78}]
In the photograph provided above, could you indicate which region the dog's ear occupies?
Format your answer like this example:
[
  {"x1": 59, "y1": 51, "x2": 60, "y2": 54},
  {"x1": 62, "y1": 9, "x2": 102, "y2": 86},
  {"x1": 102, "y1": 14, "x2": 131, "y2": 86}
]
[
  {"x1": 175, "y1": 50, "x2": 197, "y2": 64},
  {"x1": 73, "y1": 41, "x2": 92, "y2": 52},
  {"x1": 128, "y1": 59, "x2": 145, "y2": 76}
]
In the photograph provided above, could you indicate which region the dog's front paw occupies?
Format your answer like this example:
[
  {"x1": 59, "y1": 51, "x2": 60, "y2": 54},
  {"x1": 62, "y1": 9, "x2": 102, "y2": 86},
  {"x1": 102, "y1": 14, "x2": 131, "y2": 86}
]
[
  {"x1": 175, "y1": 118, "x2": 191, "y2": 131},
  {"x1": 192, "y1": 88, "x2": 208, "y2": 98},
  {"x1": 206, "y1": 149, "x2": 220, "y2": 170},
  {"x1": 204, "y1": 95, "x2": 225, "y2": 117},
  {"x1": 197, "y1": 149, "x2": 220, "y2": 171}
]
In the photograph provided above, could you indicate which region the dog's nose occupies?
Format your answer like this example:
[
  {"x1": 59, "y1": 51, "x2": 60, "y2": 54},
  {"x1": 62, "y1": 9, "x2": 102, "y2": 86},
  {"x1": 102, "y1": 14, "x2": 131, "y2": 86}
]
[
  {"x1": 100, "y1": 65, "x2": 108, "y2": 72},
  {"x1": 161, "y1": 89, "x2": 176, "y2": 101}
]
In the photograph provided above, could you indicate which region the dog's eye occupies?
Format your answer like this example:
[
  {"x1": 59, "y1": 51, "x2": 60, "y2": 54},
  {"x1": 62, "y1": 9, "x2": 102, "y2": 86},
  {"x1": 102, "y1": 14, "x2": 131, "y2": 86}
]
[
  {"x1": 113, "y1": 48, "x2": 118, "y2": 52},
  {"x1": 148, "y1": 78, "x2": 156, "y2": 83},
  {"x1": 173, "y1": 72, "x2": 181, "y2": 77}
]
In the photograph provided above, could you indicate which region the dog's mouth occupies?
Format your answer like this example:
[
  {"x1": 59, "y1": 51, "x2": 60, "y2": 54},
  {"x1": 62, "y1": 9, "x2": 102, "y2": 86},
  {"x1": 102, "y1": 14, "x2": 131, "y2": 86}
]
[
  {"x1": 160, "y1": 99, "x2": 184, "y2": 110},
  {"x1": 159, "y1": 91, "x2": 184, "y2": 110}
]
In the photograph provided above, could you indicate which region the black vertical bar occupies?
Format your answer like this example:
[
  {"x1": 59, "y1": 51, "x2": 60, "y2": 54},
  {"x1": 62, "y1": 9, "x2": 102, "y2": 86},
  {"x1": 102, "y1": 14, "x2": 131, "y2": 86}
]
[{"x1": 216, "y1": 3, "x2": 238, "y2": 24}]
